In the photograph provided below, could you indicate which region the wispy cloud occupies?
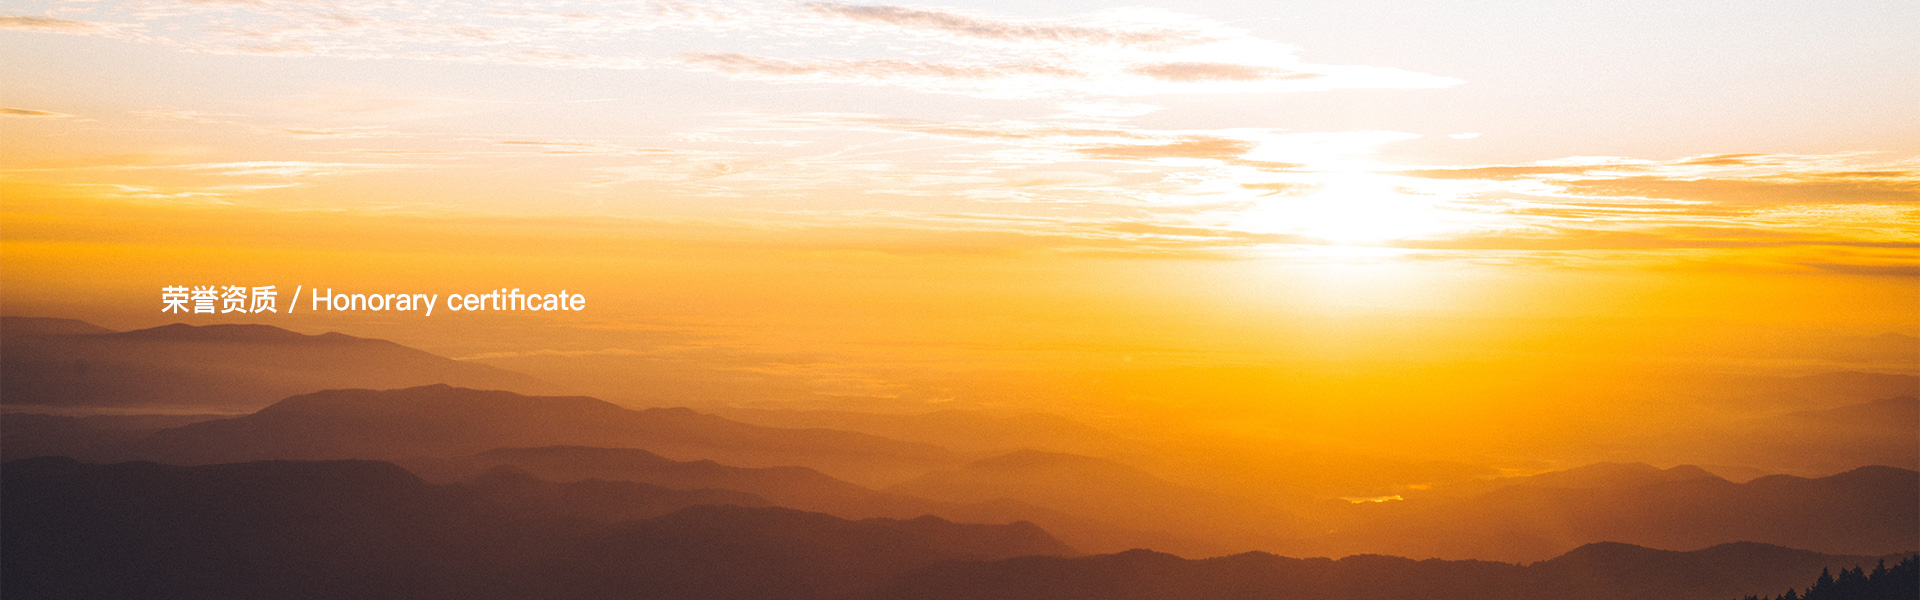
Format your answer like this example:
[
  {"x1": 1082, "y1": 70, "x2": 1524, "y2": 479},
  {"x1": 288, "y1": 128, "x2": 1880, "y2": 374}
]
[
  {"x1": 1128, "y1": 62, "x2": 1322, "y2": 83},
  {"x1": 2, "y1": 159, "x2": 423, "y2": 203},
  {"x1": 0, "y1": 107, "x2": 72, "y2": 118},
  {"x1": 1078, "y1": 138, "x2": 1259, "y2": 161},
  {"x1": 0, "y1": 15, "x2": 105, "y2": 32},
  {"x1": 3, "y1": 160, "x2": 416, "y2": 177},
  {"x1": 5, "y1": 1, "x2": 1909, "y2": 276},
  {"x1": 679, "y1": 52, "x2": 1086, "y2": 87},
  {"x1": 1399, "y1": 154, "x2": 1920, "y2": 211},
  {"x1": 1, "y1": 1, "x2": 1457, "y2": 98},
  {"x1": 1344, "y1": 153, "x2": 1920, "y2": 269},
  {"x1": 801, "y1": 3, "x2": 1220, "y2": 48},
  {"x1": 676, "y1": 3, "x2": 1456, "y2": 98},
  {"x1": 169, "y1": 160, "x2": 411, "y2": 178},
  {"x1": 274, "y1": 126, "x2": 398, "y2": 139},
  {"x1": 1558, "y1": 174, "x2": 1919, "y2": 206}
]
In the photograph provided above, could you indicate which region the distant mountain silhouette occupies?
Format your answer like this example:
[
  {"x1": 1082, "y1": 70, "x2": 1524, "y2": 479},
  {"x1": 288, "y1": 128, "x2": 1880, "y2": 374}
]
[
  {"x1": 0, "y1": 321, "x2": 551, "y2": 410},
  {"x1": 7, "y1": 456, "x2": 1909, "y2": 600},
  {"x1": 1601, "y1": 392, "x2": 1920, "y2": 480},
  {"x1": 461, "y1": 465, "x2": 771, "y2": 523},
  {"x1": 3, "y1": 456, "x2": 525, "y2": 599},
  {"x1": 131, "y1": 385, "x2": 964, "y2": 486},
  {"x1": 713, "y1": 407, "x2": 1146, "y2": 457},
  {"x1": 890, "y1": 449, "x2": 1302, "y2": 553},
  {"x1": 0, "y1": 412, "x2": 229, "y2": 462},
  {"x1": 1711, "y1": 372, "x2": 1920, "y2": 412},
  {"x1": 891, "y1": 449, "x2": 1202, "y2": 510},
  {"x1": 409, "y1": 445, "x2": 877, "y2": 507},
  {"x1": 1420, "y1": 462, "x2": 1724, "y2": 499},
  {"x1": 0, "y1": 316, "x2": 113, "y2": 338},
  {"x1": 540, "y1": 504, "x2": 1073, "y2": 600},
  {"x1": 1786, "y1": 395, "x2": 1920, "y2": 428},
  {"x1": 874, "y1": 541, "x2": 1900, "y2": 600},
  {"x1": 1518, "y1": 461, "x2": 1719, "y2": 489},
  {"x1": 1294, "y1": 464, "x2": 1919, "y2": 562},
  {"x1": 2, "y1": 456, "x2": 1071, "y2": 600},
  {"x1": 1780, "y1": 372, "x2": 1919, "y2": 401},
  {"x1": 404, "y1": 445, "x2": 1214, "y2": 555},
  {"x1": 1724, "y1": 396, "x2": 1920, "y2": 472}
]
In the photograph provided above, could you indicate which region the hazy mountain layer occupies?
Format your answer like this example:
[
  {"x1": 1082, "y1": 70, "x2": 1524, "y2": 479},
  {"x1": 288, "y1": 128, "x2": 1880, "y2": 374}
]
[
  {"x1": 712, "y1": 407, "x2": 1147, "y2": 457},
  {"x1": 0, "y1": 320, "x2": 550, "y2": 411},
  {"x1": 403, "y1": 445, "x2": 1224, "y2": 556},
  {"x1": 874, "y1": 542, "x2": 1909, "y2": 600},
  {"x1": 132, "y1": 384, "x2": 964, "y2": 486},
  {"x1": 5, "y1": 456, "x2": 1904, "y2": 600},
  {"x1": 891, "y1": 449, "x2": 1304, "y2": 550},
  {"x1": 2, "y1": 456, "x2": 1072, "y2": 600},
  {"x1": 1292, "y1": 463, "x2": 1918, "y2": 561}
]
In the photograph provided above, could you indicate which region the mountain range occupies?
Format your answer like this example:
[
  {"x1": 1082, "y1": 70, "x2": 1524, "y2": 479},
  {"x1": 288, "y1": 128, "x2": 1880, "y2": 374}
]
[
  {"x1": 129, "y1": 384, "x2": 963, "y2": 487},
  {"x1": 1, "y1": 456, "x2": 1070, "y2": 600},
  {"x1": 890, "y1": 449, "x2": 1303, "y2": 551},
  {"x1": 712, "y1": 407, "x2": 1148, "y2": 457},
  {"x1": 400, "y1": 445, "x2": 1221, "y2": 555},
  {"x1": 872, "y1": 542, "x2": 1908, "y2": 600},
  {"x1": 1, "y1": 316, "x2": 1914, "y2": 591},
  {"x1": 4, "y1": 455, "x2": 1904, "y2": 600},
  {"x1": 1291, "y1": 462, "x2": 1919, "y2": 561},
  {"x1": 0, "y1": 318, "x2": 550, "y2": 411},
  {"x1": 6, "y1": 379, "x2": 1913, "y2": 561}
]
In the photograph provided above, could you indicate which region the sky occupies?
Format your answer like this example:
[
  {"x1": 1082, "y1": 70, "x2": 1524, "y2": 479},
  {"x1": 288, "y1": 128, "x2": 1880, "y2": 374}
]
[{"x1": 2, "y1": 0, "x2": 1916, "y2": 454}]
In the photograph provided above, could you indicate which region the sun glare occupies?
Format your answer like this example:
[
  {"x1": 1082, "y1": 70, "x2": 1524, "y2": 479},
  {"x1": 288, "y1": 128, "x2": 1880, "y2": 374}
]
[{"x1": 1243, "y1": 174, "x2": 1463, "y2": 244}]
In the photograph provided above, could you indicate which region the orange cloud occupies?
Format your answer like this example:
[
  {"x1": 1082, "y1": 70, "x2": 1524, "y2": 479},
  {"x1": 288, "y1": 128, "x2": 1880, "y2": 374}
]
[
  {"x1": 2, "y1": 2, "x2": 1458, "y2": 98},
  {"x1": 1129, "y1": 63, "x2": 1323, "y2": 83},
  {"x1": 679, "y1": 53, "x2": 1084, "y2": 82},
  {"x1": 1559, "y1": 175, "x2": 1919, "y2": 206},
  {"x1": 0, "y1": 15, "x2": 102, "y2": 32},
  {"x1": 0, "y1": 107, "x2": 72, "y2": 118},
  {"x1": 1078, "y1": 138, "x2": 1259, "y2": 161},
  {"x1": 802, "y1": 3, "x2": 1219, "y2": 48}
]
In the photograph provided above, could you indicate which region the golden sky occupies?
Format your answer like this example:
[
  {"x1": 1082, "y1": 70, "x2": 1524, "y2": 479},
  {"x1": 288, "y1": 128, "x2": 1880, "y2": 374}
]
[{"x1": 2, "y1": 0, "x2": 1916, "y2": 435}]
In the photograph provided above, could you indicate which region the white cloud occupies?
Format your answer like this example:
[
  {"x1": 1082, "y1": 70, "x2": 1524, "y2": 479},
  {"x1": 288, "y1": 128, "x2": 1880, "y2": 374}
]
[{"x1": 2, "y1": 1, "x2": 1459, "y2": 99}]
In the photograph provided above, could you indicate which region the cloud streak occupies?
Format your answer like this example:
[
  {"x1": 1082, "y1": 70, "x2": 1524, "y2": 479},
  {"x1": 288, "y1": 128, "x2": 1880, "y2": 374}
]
[
  {"x1": 677, "y1": 3, "x2": 1455, "y2": 99},
  {"x1": 0, "y1": 15, "x2": 104, "y2": 32},
  {"x1": 1129, "y1": 62, "x2": 1323, "y2": 83},
  {"x1": 802, "y1": 3, "x2": 1220, "y2": 48},
  {"x1": 0, "y1": 1, "x2": 1457, "y2": 99},
  {"x1": 679, "y1": 52, "x2": 1085, "y2": 85},
  {"x1": 3, "y1": 2, "x2": 1908, "y2": 276},
  {"x1": 0, "y1": 107, "x2": 71, "y2": 118}
]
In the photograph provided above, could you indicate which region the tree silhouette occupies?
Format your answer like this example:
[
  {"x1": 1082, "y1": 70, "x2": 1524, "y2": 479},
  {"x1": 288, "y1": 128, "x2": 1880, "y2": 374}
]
[{"x1": 1741, "y1": 555, "x2": 1918, "y2": 600}]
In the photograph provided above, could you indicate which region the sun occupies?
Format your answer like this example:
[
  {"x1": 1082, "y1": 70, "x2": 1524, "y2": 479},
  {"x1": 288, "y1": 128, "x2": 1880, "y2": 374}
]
[{"x1": 1242, "y1": 173, "x2": 1463, "y2": 244}]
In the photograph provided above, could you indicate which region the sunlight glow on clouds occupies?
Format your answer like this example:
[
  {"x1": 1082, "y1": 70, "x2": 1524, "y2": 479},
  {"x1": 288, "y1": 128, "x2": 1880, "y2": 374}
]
[
  {"x1": 1, "y1": 0, "x2": 1913, "y2": 275},
  {"x1": 676, "y1": 4, "x2": 1459, "y2": 98},
  {"x1": 1, "y1": 1, "x2": 1458, "y2": 98}
]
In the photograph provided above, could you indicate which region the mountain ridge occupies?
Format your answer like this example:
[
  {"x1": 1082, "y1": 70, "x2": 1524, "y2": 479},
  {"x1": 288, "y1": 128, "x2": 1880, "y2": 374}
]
[
  {"x1": 133, "y1": 384, "x2": 965, "y2": 487},
  {"x1": 0, "y1": 321, "x2": 553, "y2": 410}
]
